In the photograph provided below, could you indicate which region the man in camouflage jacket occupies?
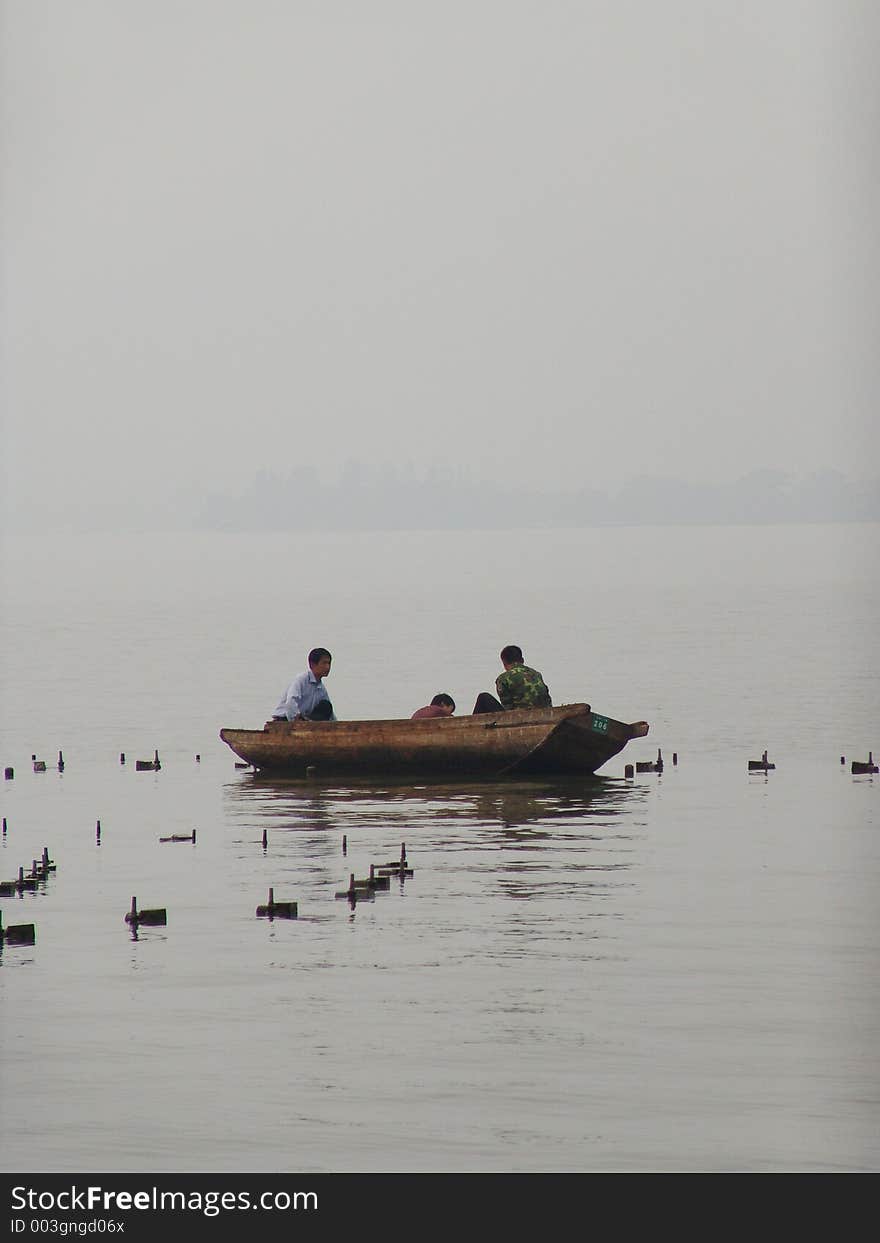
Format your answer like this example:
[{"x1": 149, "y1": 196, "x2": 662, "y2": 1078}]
[{"x1": 495, "y1": 645, "x2": 552, "y2": 709}]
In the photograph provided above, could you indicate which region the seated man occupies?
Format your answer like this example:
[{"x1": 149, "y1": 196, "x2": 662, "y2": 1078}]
[
  {"x1": 411, "y1": 693, "x2": 456, "y2": 720},
  {"x1": 272, "y1": 647, "x2": 336, "y2": 721},
  {"x1": 473, "y1": 645, "x2": 552, "y2": 714}
]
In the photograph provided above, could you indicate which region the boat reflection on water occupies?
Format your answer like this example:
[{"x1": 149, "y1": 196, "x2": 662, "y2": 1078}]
[{"x1": 222, "y1": 771, "x2": 649, "y2": 843}]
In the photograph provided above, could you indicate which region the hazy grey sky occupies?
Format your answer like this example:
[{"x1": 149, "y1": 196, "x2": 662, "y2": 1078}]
[{"x1": 2, "y1": 1, "x2": 877, "y2": 527}]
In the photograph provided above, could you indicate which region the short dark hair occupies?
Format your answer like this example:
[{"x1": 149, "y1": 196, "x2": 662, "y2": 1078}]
[
  {"x1": 500, "y1": 645, "x2": 523, "y2": 664},
  {"x1": 430, "y1": 693, "x2": 455, "y2": 710},
  {"x1": 308, "y1": 647, "x2": 332, "y2": 666}
]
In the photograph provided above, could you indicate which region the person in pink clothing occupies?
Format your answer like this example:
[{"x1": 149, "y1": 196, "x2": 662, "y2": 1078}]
[{"x1": 411, "y1": 693, "x2": 456, "y2": 720}]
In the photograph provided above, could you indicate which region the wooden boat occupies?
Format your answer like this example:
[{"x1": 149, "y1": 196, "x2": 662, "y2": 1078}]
[{"x1": 219, "y1": 704, "x2": 649, "y2": 779}]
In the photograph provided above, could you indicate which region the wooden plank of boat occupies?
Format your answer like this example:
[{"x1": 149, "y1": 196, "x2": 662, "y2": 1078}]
[{"x1": 219, "y1": 704, "x2": 649, "y2": 778}]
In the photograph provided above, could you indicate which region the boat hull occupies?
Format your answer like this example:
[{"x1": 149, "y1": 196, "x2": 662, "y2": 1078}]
[{"x1": 219, "y1": 704, "x2": 648, "y2": 779}]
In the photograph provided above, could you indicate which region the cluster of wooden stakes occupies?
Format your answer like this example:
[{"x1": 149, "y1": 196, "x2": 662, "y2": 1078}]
[
  {"x1": 743, "y1": 750, "x2": 877, "y2": 775},
  {"x1": 0, "y1": 827, "x2": 53, "y2": 946},
  {"x1": 623, "y1": 748, "x2": 878, "y2": 776},
  {"x1": 122, "y1": 835, "x2": 414, "y2": 929},
  {"x1": 0, "y1": 811, "x2": 413, "y2": 944},
  {"x1": 4, "y1": 748, "x2": 172, "y2": 781},
  {"x1": 257, "y1": 840, "x2": 414, "y2": 919}
]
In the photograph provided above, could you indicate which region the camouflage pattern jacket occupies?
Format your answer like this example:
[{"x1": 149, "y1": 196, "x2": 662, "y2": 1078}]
[{"x1": 495, "y1": 663, "x2": 552, "y2": 709}]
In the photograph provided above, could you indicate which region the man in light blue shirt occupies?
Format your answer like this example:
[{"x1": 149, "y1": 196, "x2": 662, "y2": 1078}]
[{"x1": 273, "y1": 648, "x2": 336, "y2": 721}]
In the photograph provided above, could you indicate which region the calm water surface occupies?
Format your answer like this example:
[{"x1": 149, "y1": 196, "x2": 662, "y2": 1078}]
[{"x1": 0, "y1": 525, "x2": 877, "y2": 1171}]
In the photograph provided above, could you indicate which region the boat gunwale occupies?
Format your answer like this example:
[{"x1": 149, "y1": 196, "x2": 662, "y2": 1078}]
[{"x1": 220, "y1": 702, "x2": 594, "y2": 741}]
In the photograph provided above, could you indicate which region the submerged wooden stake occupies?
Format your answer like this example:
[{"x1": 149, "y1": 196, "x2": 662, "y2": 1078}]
[
  {"x1": 851, "y1": 752, "x2": 878, "y2": 775},
  {"x1": 255, "y1": 886, "x2": 298, "y2": 918},
  {"x1": 347, "y1": 865, "x2": 390, "y2": 892},
  {"x1": 377, "y1": 861, "x2": 413, "y2": 878},
  {"x1": 0, "y1": 908, "x2": 36, "y2": 946},
  {"x1": 377, "y1": 844, "x2": 414, "y2": 878},
  {"x1": 381, "y1": 843, "x2": 407, "y2": 868},
  {"x1": 124, "y1": 896, "x2": 167, "y2": 926},
  {"x1": 748, "y1": 750, "x2": 775, "y2": 772},
  {"x1": 335, "y1": 872, "x2": 373, "y2": 902}
]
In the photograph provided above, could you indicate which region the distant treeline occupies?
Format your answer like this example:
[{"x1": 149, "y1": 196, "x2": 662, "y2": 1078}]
[{"x1": 196, "y1": 466, "x2": 880, "y2": 530}]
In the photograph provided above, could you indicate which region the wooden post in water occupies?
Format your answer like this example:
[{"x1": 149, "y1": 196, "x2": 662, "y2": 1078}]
[
  {"x1": 124, "y1": 896, "x2": 166, "y2": 926},
  {"x1": 335, "y1": 873, "x2": 359, "y2": 902},
  {"x1": 1, "y1": 907, "x2": 36, "y2": 946},
  {"x1": 17, "y1": 865, "x2": 38, "y2": 892},
  {"x1": 256, "y1": 886, "x2": 298, "y2": 918},
  {"x1": 748, "y1": 750, "x2": 775, "y2": 772}
]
